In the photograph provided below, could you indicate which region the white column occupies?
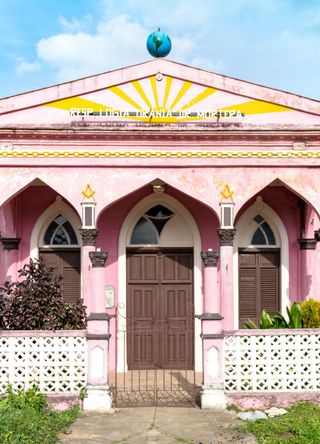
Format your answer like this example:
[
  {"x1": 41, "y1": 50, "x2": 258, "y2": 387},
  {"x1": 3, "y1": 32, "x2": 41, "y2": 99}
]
[
  {"x1": 84, "y1": 250, "x2": 112, "y2": 411},
  {"x1": 218, "y1": 229, "x2": 236, "y2": 332}
]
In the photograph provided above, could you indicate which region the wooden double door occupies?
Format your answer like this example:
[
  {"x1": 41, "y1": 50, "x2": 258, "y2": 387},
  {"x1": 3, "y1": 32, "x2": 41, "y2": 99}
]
[
  {"x1": 239, "y1": 249, "x2": 280, "y2": 327},
  {"x1": 126, "y1": 250, "x2": 194, "y2": 370}
]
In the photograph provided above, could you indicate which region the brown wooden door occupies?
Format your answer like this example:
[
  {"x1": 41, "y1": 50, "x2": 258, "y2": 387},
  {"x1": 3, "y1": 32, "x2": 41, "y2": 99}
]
[
  {"x1": 40, "y1": 249, "x2": 81, "y2": 304},
  {"x1": 239, "y1": 249, "x2": 280, "y2": 327},
  {"x1": 127, "y1": 251, "x2": 194, "y2": 370}
]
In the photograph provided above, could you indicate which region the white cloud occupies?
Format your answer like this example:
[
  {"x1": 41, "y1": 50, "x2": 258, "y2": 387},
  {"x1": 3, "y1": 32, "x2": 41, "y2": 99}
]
[
  {"x1": 58, "y1": 15, "x2": 92, "y2": 33},
  {"x1": 15, "y1": 0, "x2": 320, "y2": 99},
  {"x1": 36, "y1": 14, "x2": 196, "y2": 82},
  {"x1": 16, "y1": 60, "x2": 41, "y2": 74}
]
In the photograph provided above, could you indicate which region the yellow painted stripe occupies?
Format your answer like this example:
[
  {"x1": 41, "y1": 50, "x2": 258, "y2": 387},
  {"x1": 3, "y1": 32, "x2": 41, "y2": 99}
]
[
  {"x1": 222, "y1": 100, "x2": 292, "y2": 115},
  {"x1": 1, "y1": 150, "x2": 319, "y2": 158},
  {"x1": 44, "y1": 96, "x2": 109, "y2": 112},
  {"x1": 163, "y1": 76, "x2": 173, "y2": 109},
  {"x1": 169, "y1": 81, "x2": 193, "y2": 110},
  {"x1": 179, "y1": 87, "x2": 217, "y2": 111},
  {"x1": 150, "y1": 76, "x2": 159, "y2": 109},
  {"x1": 109, "y1": 86, "x2": 142, "y2": 110},
  {"x1": 132, "y1": 80, "x2": 153, "y2": 109}
]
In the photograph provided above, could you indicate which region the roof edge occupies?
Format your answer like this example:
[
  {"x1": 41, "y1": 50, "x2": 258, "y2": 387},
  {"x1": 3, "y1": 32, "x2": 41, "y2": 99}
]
[{"x1": 1, "y1": 58, "x2": 320, "y2": 116}]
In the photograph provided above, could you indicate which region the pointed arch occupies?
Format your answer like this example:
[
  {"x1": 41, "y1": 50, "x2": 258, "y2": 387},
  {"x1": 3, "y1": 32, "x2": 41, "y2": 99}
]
[
  {"x1": 30, "y1": 196, "x2": 81, "y2": 258},
  {"x1": 233, "y1": 197, "x2": 289, "y2": 328},
  {"x1": 118, "y1": 192, "x2": 202, "y2": 373},
  {"x1": 235, "y1": 177, "x2": 320, "y2": 221}
]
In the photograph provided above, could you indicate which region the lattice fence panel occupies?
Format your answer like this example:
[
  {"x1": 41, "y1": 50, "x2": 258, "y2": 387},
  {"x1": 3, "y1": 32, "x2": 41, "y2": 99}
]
[
  {"x1": 224, "y1": 333, "x2": 320, "y2": 392},
  {"x1": 0, "y1": 335, "x2": 87, "y2": 393}
]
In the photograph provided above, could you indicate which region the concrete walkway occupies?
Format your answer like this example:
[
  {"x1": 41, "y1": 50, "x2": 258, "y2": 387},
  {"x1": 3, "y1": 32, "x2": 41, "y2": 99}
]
[{"x1": 60, "y1": 407, "x2": 257, "y2": 444}]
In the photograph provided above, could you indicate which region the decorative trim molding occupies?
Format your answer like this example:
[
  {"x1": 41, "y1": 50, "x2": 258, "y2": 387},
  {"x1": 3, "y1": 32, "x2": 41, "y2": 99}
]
[
  {"x1": 201, "y1": 333, "x2": 224, "y2": 339},
  {"x1": 2, "y1": 150, "x2": 320, "y2": 158},
  {"x1": 217, "y1": 228, "x2": 237, "y2": 246},
  {"x1": 298, "y1": 238, "x2": 317, "y2": 250},
  {"x1": 87, "y1": 313, "x2": 111, "y2": 321},
  {"x1": 86, "y1": 334, "x2": 111, "y2": 340},
  {"x1": 196, "y1": 313, "x2": 223, "y2": 321},
  {"x1": 201, "y1": 250, "x2": 220, "y2": 267},
  {"x1": 314, "y1": 229, "x2": 320, "y2": 242},
  {"x1": 89, "y1": 251, "x2": 108, "y2": 267},
  {"x1": 79, "y1": 228, "x2": 99, "y2": 246},
  {"x1": 0, "y1": 237, "x2": 21, "y2": 250}
]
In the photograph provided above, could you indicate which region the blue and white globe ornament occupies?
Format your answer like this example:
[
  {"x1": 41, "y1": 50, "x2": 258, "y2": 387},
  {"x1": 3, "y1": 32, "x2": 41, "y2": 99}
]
[{"x1": 146, "y1": 29, "x2": 172, "y2": 58}]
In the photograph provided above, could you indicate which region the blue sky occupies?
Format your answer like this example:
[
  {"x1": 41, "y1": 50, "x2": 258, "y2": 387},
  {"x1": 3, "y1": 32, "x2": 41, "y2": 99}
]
[{"x1": 1, "y1": 0, "x2": 320, "y2": 99}]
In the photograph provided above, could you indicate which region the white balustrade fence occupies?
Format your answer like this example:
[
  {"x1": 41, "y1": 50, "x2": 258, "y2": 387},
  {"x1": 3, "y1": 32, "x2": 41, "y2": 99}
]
[
  {"x1": 0, "y1": 331, "x2": 87, "y2": 393},
  {"x1": 224, "y1": 330, "x2": 320, "y2": 392}
]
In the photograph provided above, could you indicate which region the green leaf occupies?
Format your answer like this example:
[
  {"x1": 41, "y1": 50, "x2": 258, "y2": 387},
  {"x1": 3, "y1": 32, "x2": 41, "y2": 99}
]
[{"x1": 243, "y1": 319, "x2": 258, "y2": 329}]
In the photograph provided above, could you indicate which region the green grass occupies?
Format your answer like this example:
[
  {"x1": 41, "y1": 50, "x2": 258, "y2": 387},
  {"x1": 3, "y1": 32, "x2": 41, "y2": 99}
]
[
  {"x1": 174, "y1": 437, "x2": 194, "y2": 444},
  {"x1": 0, "y1": 402, "x2": 79, "y2": 444},
  {"x1": 240, "y1": 402, "x2": 320, "y2": 444}
]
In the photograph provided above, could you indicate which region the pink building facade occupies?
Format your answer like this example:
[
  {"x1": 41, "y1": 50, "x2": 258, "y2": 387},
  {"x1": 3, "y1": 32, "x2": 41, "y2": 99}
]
[{"x1": 1, "y1": 59, "x2": 320, "y2": 409}]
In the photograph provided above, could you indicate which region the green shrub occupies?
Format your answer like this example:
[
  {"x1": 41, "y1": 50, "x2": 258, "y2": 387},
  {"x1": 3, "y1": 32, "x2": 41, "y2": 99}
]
[
  {"x1": 0, "y1": 258, "x2": 87, "y2": 330},
  {"x1": 0, "y1": 385, "x2": 79, "y2": 444},
  {"x1": 0, "y1": 403, "x2": 79, "y2": 444},
  {"x1": 4, "y1": 385, "x2": 46, "y2": 412},
  {"x1": 244, "y1": 302, "x2": 302, "y2": 329},
  {"x1": 301, "y1": 298, "x2": 320, "y2": 328}
]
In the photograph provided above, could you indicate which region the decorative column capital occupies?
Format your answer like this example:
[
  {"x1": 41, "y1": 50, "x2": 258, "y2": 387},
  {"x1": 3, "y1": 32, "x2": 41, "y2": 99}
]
[
  {"x1": 298, "y1": 238, "x2": 317, "y2": 250},
  {"x1": 217, "y1": 229, "x2": 236, "y2": 247},
  {"x1": 201, "y1": 250, "x2": 220, "y2": 267},
  {"x1": 0, "y1": 237, "x2": 21, "y2": 250},
  {"x1": 80, "y1": 228, "x2": 100, "y2": 246},
  {"x1": 89, "y1": 251, "x2": 108, "y2": 267}
]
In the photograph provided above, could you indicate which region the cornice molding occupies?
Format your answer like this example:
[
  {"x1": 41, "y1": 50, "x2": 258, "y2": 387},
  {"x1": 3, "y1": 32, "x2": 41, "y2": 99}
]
[
  {"x1": 0, "y1": 237, "x2": 21, "y2": 250},
  {"x1": 298, "y1": 238, "x2": 317, "y2": 250}
]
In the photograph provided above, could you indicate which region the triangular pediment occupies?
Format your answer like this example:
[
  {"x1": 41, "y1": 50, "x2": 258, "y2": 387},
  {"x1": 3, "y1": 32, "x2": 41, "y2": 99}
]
[{"x1": 1, "y1": 59, "x2": 320, "y2": 126}]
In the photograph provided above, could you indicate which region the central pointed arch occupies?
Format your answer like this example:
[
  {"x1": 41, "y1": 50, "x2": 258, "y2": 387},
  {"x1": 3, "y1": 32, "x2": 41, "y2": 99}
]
[{"x1": 118, "y1": 192, "x2": 202, "y2": 372}]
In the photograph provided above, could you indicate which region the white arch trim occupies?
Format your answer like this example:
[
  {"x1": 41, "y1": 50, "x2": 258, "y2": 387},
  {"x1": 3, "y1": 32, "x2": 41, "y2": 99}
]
[
  {"x1": 30, "y1": 196, "x2": 81, "y2": 259},
  {"x1": 118, "y1": 192, "x2": 203, "y2": 373},
  {"x1": 233, "y1": 196, "x2": 289, "y2": 329}
]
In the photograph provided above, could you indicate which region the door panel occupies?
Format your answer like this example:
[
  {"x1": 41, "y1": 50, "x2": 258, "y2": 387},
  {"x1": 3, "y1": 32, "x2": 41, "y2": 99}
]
[
  {"x1": 239, "y1": 268, "x2": 258, "y2": 326},
  {"x1": 260, "y1": 268, "x2": 279, "y2": 315},
  {"x1": 127, "y1": 251, "x2": 194, "y2": 370},
  {"x1": 239, "y1": 250, "x2": 279, "y2": 327},
  {"x1": 40, "y1": 250, "x2": 80, "y2": 304},
  {"x1": 127, "y1": 254, "x2": 158, "y2": 282},
  {"x1": 127, "y1": 285, "x2": 158, "y2": 369},
  {"x1": 161, "y1": 284, "x2": 193, "y2": 368}
]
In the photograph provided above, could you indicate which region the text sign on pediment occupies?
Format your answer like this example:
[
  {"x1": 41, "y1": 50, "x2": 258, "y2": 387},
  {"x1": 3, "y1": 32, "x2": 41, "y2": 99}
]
[{"x1": 42, "y1": 74, "x2": 293, "y2": 125}]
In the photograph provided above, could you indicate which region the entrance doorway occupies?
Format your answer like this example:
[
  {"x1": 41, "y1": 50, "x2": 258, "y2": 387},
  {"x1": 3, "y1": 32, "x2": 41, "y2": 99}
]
[
  {"x1": 112, "y1": 196, "x2": 202, "y2": 407},
  {"x1": 126, "y1": 249, "x2": 194, "y2": 370}
]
